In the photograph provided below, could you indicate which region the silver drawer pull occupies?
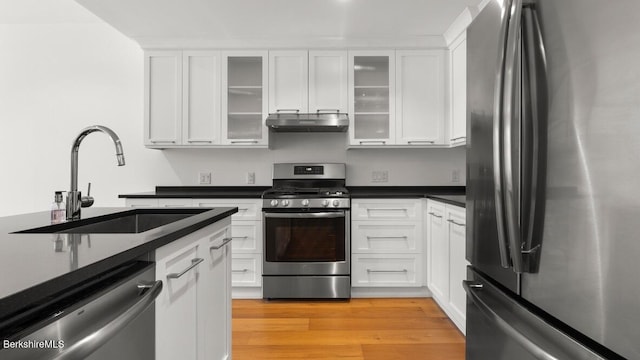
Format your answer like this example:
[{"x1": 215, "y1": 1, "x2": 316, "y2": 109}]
[
  {"x1": 407, "y1": 140, "x2": 435, "y2": 144},
  {"x1": 359, "y1": 140, "x2": 386, "y2": 145},
  {"x1": 447, "y1": 219, "x2": 466, "y2": 227},
  {"x1": 428, "y1": 212, "x2": 443, "y2": 218},
  {"x1": 232, "y1": 269, "x2": 249, "y2": 273},
  {"x1": 230, "y1": 140, "x2": 259, "y2": 144},
  {"x1": 150, "y1": 140, "x2": 176, "y2": 144},
  {"x1": 367, "y1": 269, "x2": 408, "y2": 273},
  {"x1": 366, "y1": 236, "x2": 408, "y2": 240},
  {"x1": 187, "y1": 140, "x2": 213, "y2": 143},
  {"x1": 238, "y1": 208, "x2": 250, "y2": 211},
  {"x1": 276, "y1": 109, "x2": 300, "y2": 113},
  {"x1": 210, "y1": 237, "x2": 233, "y2": 250},
  {"x1": 450, "y1": 136, "x2": 467, "y2": 141},
  {"x1": 232, "y1": 236, "x2": 249, "y2": 240},
  {"x1": 167, "y1": 258, "x2": 204, "y2": 279}
]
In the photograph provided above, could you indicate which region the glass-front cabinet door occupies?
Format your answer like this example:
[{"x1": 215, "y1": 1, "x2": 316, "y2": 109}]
[
  {"x1": 221, "y1": 51, "x2": 268, "y2": 146},
  {"x1": 348, "y1": 51, "x2": 395, "y2": 146}
]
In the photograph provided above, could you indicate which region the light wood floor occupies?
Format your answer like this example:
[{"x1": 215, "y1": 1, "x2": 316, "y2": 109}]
[{"x1": 232, "y1": 298, "x2": 465, "y2": 360}]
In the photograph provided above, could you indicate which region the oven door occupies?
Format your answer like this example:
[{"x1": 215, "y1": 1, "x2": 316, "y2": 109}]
[{"x1": 263, "y1": 209, "x2": 350, "y2": 276}]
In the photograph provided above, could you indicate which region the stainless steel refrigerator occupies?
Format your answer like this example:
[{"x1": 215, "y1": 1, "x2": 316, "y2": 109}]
[{"x1": 466, "y1": 0, "x2": 640, "y2": 359}]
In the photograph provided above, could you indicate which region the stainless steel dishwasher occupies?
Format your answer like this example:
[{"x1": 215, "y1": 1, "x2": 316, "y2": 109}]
[{"x1": 0, "y1": 261, "x2": 161, "y2": 360}]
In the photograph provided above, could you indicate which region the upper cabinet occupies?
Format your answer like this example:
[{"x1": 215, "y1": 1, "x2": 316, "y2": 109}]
[
  {"x1": 268, "y1": 51, "x2": 308, "y2": 114},
  {"x1": 348, "y1": 51, "x2": 396, "y2": 146},
  {"x1": 449, "y1": 32, "x2": 467, "y2": 146},
  {"x1": 222, "y1": 51, "x2": 269, "y2": 146},
  {"x1": 349, "y1": 50, "x2": 447, "y2": 147},
  {"x1": 144, "y1": 46, "x2": 461, "y2": 149},
  {"x1": 268, "y1": 50, "x2": 348, "y2": 114},
  {"x1": 182, "y1": 51, "x2": 221, "y2": 145},
  {"x1": 396, "y1": 50, "x2": 446, "y2": 146},
  {"x1": 144, "y1": 51, "x2": 183, "y2": 147},
  {"x1": 308, "y1": 51, "x2": 349, "y2": 113}
]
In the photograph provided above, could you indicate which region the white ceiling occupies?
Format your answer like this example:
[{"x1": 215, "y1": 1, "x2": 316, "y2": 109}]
[{"x1": 73, "y1": 0, "x2": 485, "y2": 48}]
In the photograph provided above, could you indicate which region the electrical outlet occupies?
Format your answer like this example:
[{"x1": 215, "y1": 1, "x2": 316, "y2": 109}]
[
  {"x1": 451, "y1": 169, "x2": 461, "y2": 183},
  {"x1": 246, "y1": 172, "x2": 255, "y2": 184},
  {"x1": 198, "y1": 172, "x2": 211, "y2": 185},
  {"x1": 372, "y1": 170, "x2": 389, "y2": 183}
]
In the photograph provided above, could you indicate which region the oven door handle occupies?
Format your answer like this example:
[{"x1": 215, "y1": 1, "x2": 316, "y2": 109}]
[{"x1": 264, "y1": 211, "x2": 346, "y2": 219}]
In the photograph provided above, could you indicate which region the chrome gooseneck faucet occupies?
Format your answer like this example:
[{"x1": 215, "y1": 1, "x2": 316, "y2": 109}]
[{"x1": 67, "y1": 125, "x2": 125, "y2": 220}]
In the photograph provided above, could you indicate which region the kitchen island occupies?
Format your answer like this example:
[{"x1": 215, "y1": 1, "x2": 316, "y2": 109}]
[{"x1": 0, "y1": 206, "x2": 237, "y2": 341}]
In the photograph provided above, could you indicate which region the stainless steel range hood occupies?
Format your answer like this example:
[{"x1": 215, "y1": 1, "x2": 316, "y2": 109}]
[{"x1": 266, "y1": 111, "x2": 349, "y2": 132}]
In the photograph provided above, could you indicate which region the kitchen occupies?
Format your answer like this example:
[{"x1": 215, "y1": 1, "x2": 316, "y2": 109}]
[{"x1": 1, "y1": 0, "x2": 639, "y2": 359}]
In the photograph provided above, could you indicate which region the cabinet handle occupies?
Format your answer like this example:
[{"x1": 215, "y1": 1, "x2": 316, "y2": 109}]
[
  {"x1": 232, "y1": 236, "x2": 249, "y2": 240},
  {"x1": 359, "y1": 141, "x2": 386, "y2": 145},
  {"x1": 316, "y1": 109, "x2": 340, "y2": 113},
  {"x1": 210, "y1": 237, "x2": 233, "y2": 250},
  {"x1": 238, "y1": 208, "x2": 250, "y2": 211},
  {"x1": 149, "y1": 140, "x2": 176, "y2": 144},
  {"x1": 167, "y1": 258, "x2": 204, "y2": 279},
  {"x1": 450, "y1": 136, "x2": 466, "y2": 142},
  {"x1": 232, "y1": 269, "x2": 249, "y2": 273},
  {"x1": 276, "y1": 109, "x2": 300, "y2": 113},
  {"x1": 366, "y1": 269, "x2": 408, "y2": 273},
  {"x1": 230, "y1": 140, "x2": 259, "y2": 144},
  {"x1": 447, "y1": 219, "x2": 466, "y2": 227},
  {"x1": 428, "y1": 212, "x2": 443, "y2": 218},
  {"x1": 407, "y1": 140, "x2": 435, "y2": 144},
  {"x1": 366, "y1": 236, "x2": 408, "y2": 240},
  {"x1": 187, "y1": 140, "x2": 213, "y2": 143},
  {"x1": 367, "y1": 208, "x2": 407, "y2": 212}
]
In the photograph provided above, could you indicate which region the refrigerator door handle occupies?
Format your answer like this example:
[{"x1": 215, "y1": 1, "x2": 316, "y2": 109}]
[
  {"x1": 493, "y1": 0, "x2": 515, "y2": 269},
  {"x1": 519, "y1": 2, "x2": 548, "y2": 273},
  {"x1": 503, "y1": 0, "x2": 525, "y2": 273}
]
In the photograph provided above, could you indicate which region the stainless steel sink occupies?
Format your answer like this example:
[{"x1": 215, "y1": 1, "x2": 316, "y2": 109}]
[{"x1": 16, "y1": 209, "x2": 209, "y2": 234}]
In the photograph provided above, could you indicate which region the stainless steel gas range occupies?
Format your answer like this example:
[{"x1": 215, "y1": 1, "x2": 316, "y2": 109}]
[{"x1": 262, "y1": 163, "x2": 350, "y2": 299}]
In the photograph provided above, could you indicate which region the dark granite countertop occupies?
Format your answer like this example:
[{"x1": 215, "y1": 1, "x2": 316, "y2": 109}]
[
  {"x1": 119, "y1": 186, "x2": 465, "y2": 203},
  {"x1": 119, "y1": 186, "x2": 269, "y2": 199},
  {"x1": 426, "y1": 195, "x2": 466, "y2": 208},
  {"x1": 0, "y1": 206, "x2": 237, "y2": 328}
]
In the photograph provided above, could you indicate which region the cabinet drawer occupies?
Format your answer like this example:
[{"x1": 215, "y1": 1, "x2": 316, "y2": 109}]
[
  {"x1": 352, "y1": 222, "x2": 421, "y2": 253},
  {"x1": 158, "y1": 198, "x2": 194, "y2": 207},
  {"x1": 352, "y1": 254, "x2": 422, "y2": 287},
  {"x1": 231, "y1": 254, "x2": 262, "y2": 287},
  {"x1": 193, "y1": 199, "x2": 261, "y2": 220},
  {"x1": 230, "y1": 222, "x2": 262, "y2": 253},
  {"x1": 352, "y1": 199, "x2": 422, "y2": 221}
]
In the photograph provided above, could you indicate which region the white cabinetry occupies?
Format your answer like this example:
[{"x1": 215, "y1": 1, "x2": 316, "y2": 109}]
[
  {"x1": 449, "y1": 33, "x2": 467, "y2": 146},
  {"x1": 155, "y1": 217, "x2": 232, "y2": 360},
  {"x1": 349, "y1": 50, "x2": 447, "y2": 147},
  {"x1": 222, "y1": 51, "x2": 268, "y2": 146},
  {"x1": 268, "y1": 50, "x2": 308, "y2": 113},
  {"x1": 426, "y1": 199, "x2": 468, "y2": 333},
  {"x1": 193, "y1": 198, "x2": 263, "y2": 298},
  {"x1": 396, "y1": 50, "x2": 446, "y2": 146},
  {"x1": 145, "y1": 50, "x2": 221, "y2": 148},
  {"x1": 351, "y1": 199, "x2": 424, "y2": 292},
  {"x1": 348, "y1": 51, "x2": 395, "y2": 146},
  {"x1": 145, "y1": 51, "x2": 182, "y2": 146},
  {"x1": 269, "y1": 50, "x2": 348, "y2": 114}
]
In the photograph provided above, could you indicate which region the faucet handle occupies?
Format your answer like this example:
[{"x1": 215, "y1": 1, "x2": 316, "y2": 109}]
[{"x1": 81, "y1": 182, "x2": 94, "y2": 208}]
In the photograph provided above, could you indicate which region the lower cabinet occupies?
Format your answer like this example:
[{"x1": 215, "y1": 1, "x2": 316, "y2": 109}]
[
  {"x1": 351, "y1": 199, "x2": 425, "y2": 295},
  {"x1": 155, "y1": 217, "x2": 232, "y2": 360},
  {"x1": 426, "y1": 199, "x2": 468, "y2": 333}
]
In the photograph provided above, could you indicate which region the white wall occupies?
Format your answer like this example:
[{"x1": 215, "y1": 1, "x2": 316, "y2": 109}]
[{"x1": 0, "y1": 0, "x2": 465, "y2": 217}]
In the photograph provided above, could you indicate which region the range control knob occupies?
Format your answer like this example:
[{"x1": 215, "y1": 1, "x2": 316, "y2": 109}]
[
  {"x1": 282, "y1": 200, "x2": 290, "y2": 207},
  {"x1": 332, "y1": 200, "x2": 340, "y2": 207},
  {"x1": 301, "y1": 199, "x2": 310, "y2": 207},
  {"x1": 270, "y1": 199, "x2": 279, "y2": 207},
  {"x1": 322, "y1": 200, "x2": 330, "y2": 207}
]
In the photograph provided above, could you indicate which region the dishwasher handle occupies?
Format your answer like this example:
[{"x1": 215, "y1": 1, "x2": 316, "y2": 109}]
[{"x1": 52, "y1": 280, "x2": 163, "y2": 360}]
